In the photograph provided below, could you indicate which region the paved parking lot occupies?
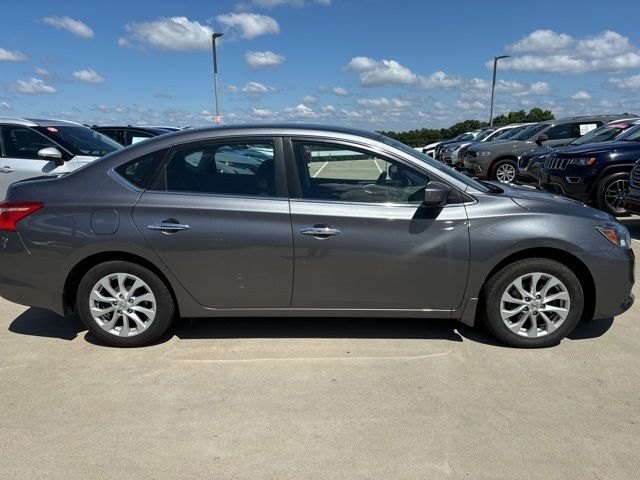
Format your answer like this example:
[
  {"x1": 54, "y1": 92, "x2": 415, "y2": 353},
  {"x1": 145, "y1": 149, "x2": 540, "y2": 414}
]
[{"x1": 1, "y1": 219, "x2": 639, "y2": 479}]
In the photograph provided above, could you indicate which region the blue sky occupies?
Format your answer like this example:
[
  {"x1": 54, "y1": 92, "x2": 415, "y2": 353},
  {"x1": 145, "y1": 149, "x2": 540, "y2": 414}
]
[{"x1": 1, "y1": 0, "x2": 640, "y2": 131}]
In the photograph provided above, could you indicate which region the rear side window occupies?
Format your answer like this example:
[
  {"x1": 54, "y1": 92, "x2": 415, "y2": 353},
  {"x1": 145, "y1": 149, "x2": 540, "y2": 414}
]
[
  {"x1": 115, "y1": 148, "x2": 168, "y2": 188},
  {"x1": 154, "y1": 141, "x2": 276, "y2": 197},
  {"x1": 544, "y1": 123, "x2": 573, "y2": 140}
]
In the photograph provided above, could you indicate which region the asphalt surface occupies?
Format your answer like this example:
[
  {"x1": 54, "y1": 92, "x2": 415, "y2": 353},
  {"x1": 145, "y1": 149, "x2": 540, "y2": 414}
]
[{"x1": 1, "y1": 219, "x2": 639, "y2": 479}]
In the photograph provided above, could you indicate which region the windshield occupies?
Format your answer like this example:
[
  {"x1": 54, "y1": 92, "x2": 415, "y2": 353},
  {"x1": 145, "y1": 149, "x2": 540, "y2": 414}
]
[
  {"x1": 475, "y1": 130, "x2": 495, "y2": 141},
  {"x1": 570, "y1": 122, "x2": 635, "y2": 145},
  {"x1": 494, "y1": 125, "x2": 527, "y2": 140},
  {"x1": 36, "y1": 126, "x2": 121, "y2": 157},
  {"x1": 510, "y1": 123, "x2": 547, "y2": 141},
  {"x1": 615, "y1": 124, "x2": 640, "y2": 142},
  {"x1": 380, "y1": 135, "x2": 492, "y2": 193}
]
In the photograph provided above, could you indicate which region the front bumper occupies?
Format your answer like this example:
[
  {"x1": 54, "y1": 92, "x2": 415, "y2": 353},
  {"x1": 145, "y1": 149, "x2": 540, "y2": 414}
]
[
  {"x1": 577, "y1": 247, "x2": 635, "y2": 319},
  {"x1": 539, "y1": 172, "x2": 591, "y2": 202},
  {"x1": 623, "y1": 189, "x2": 640, "y2": 214},
  {"x1": 463, "y1": 158, "x2": 489, "y2": 179}
]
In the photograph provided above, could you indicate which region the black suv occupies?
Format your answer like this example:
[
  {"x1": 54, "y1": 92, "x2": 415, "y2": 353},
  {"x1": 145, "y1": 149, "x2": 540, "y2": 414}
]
[
  {"x1": 540, "y1": 124, "x2": 640, "y2": 215},
  {"x1": 516, "y1": 118, "x2": 640, "y2": 186},
  {"x1": 91, "y1": 126, "x2": 173, "y2": 146}
]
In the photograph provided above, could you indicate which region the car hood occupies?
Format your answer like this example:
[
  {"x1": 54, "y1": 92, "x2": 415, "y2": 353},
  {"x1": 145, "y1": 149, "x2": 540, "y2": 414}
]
[
  {"x1": 489, "y1": 182, "x2": 611, "y2": 220},
  {"x1": 553, "y1": 141, "x2": 640, "y2": 156},
  {"x1": 467, "y1": 139, "x2": 532, "y2": 152}
]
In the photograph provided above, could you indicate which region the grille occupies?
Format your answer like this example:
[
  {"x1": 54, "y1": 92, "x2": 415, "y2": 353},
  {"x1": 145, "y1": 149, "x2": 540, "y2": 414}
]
[
  {"x1": 518, "y1": 157, "x2": 530, "y2": 169},
  {"x1": 544, "y1": 156, "x2": 572, "y2": 170},
  {"x1": 632, "y1": 164, "x2": 640, "y2": 186},
  {"x1": 464, "y1": 150, "x2": 477, "y2": 159},
  {"x1": 458, "y1": 146, "x2": 469, "y2": 160}
]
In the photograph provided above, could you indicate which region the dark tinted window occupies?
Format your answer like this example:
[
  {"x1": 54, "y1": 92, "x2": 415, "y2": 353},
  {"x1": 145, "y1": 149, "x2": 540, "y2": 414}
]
[
  {"x1": 156, "y1": 142, "x2": 275, "y2": 196},
  {"x1": 1, "y1": 126, "x2": 57, "y2": 159},
  {"x1": 544, "y1": 123, "x2": 573, "y2": 140},
  {"x1": 97, "y1": 129, "x2": 119, "y2": 141},
  {"x1": 36, "y1": 126, "x2": 120, "y2": 156},
  {"x1": 116, "y1": 148, "x2": 168, "y2": 188},
  {"x1": 293, "y1": 142, "x2": 430, "y2": 204}
]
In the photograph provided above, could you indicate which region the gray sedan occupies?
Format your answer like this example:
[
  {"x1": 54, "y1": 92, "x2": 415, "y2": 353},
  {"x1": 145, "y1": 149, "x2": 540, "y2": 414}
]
[{"x1": 0, "y1": 125, "x2": 634, "y2": 348}]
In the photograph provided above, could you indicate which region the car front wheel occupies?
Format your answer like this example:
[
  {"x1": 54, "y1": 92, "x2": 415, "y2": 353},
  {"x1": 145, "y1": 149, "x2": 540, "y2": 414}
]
[
  {"x1": 482, "y1": 258, "x2": 584, "y2": 348},
  {"x1": 596, "y1": 172, "x2": 630, "y2": 216},
  {"x1": 76, "y1": 261, "x2": 176, "y2": 347},
  {"x1": 491, "y1": 159, "x2": 517, "y2": 183}
]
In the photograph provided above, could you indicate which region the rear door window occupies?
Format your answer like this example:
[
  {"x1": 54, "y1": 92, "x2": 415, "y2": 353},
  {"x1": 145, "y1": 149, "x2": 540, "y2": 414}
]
[{"x1": 544, "y1": 124, "x2": 574, "y2": 141}]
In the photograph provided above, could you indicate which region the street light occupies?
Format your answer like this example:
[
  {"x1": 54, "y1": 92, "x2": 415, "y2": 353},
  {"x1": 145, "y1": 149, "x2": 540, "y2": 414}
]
[
  {"x1": 489, "y1": 55, "x2": 510, "y2": 126},
  {"x1": 211, "y1": 33, "x2": 224, "y2": 125}
]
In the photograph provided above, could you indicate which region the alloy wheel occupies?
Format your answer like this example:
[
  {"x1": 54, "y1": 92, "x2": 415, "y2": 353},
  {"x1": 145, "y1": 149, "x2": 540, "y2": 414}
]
[
  {"x1": 89, "y1": 273, "x2": 157, "y2": 337},
  {"x1": 500, "y1": 272, "x2": 570, "y2": 338},
  {"x1": 495, "y1": 163, "x2": 516, "y2": 183},
  {"x1": 603, "y1": 179, "x2": 629, "y2": 213}
]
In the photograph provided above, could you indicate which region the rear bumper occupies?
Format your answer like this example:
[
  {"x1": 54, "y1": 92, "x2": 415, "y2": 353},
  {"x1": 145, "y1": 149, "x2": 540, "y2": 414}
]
[{"x1": 0, "y1": 232, "x2": 65, "y2": 314}]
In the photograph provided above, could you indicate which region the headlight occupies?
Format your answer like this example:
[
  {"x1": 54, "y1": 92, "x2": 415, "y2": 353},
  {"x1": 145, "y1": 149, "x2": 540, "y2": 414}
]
[
  {"x1": 570, "y1": 157, "x2": 596, "y2": 166},
  {"x1": 597, "y1": 222, "x2": 631, "y2": 248},
  {"x1": 476, "y1": 151, "x2": 492, "y2": 157}
]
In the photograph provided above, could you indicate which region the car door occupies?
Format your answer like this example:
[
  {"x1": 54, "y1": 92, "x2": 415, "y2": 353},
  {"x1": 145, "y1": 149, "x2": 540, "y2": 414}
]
[
  {"x1": 131, "y1": 137, "x2": 293, "y2": 309},
  {"x1": 286, "y1": 138, "x2": 470, "y2": 312},
  {"x1": 0, "y1": 125, "x2": 75, "y2": 199}
]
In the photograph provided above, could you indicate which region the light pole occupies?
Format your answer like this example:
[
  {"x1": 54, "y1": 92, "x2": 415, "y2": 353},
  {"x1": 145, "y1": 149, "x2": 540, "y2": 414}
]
[
  {"x1": 212, "y1": 32, "x2": 224, "y2": 125},
  {"x1": 489, "y1": 55, "x2": 510, "y2": 126}
]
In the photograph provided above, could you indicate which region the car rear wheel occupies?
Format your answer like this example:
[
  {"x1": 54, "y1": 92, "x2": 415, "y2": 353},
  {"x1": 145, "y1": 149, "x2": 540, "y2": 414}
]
[
  {"x1": 596, "y1": 172, "x2": 630, "y2": 216},
  {"x1": 76, "y1": 261, "x2": 176, "y2": 347},
  {"x1": 491, "y1": 159, "x2": 517, "y2": 183},
  {"x1": 482, "y1": 258, "x2": 584, "y2": 348}
]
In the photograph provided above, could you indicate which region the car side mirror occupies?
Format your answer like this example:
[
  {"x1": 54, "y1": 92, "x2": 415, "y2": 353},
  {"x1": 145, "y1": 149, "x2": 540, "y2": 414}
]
[
  {"x1": 535, "y1": 133, "x2": 548, "y2": 146},
  {"x1": 38, "y1": 147, "x2": 64, "y2": 166},
  {"x1": 423, "y1": 181, "x2": 452, "y2": 207}
]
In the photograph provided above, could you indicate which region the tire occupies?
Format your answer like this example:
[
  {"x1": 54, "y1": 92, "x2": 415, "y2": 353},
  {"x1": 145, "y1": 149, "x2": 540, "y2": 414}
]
[
  {"x1": 595, "y1": 172, "x2": 630, "y2": 216},
  {"x1": 491, "y1": 159, "x2": 517, "y2": 183},
  {"x1": 76, "y1": 261, "x2": 176, "y2": 347},
  {"x1": 483, "y1": 258, "x2": 584, "y2": 348}
]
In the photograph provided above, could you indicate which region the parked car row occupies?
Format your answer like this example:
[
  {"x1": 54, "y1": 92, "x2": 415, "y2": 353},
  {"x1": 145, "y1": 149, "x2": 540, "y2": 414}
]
[{"x1": 427, "y1": 114, "x2": 640, "y2": 216}]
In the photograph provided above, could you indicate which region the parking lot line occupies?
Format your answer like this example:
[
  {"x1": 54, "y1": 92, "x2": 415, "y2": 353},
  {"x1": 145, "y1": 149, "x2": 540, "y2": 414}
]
[{"x1": 312, "y1": 161, "x2": 329, "y2": 178}]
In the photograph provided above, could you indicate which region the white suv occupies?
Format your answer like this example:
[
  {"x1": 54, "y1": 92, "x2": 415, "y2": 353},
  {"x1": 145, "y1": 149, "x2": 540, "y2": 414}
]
[{"x1": 0, "y1": 117, "x2": 121, "y2": 199}]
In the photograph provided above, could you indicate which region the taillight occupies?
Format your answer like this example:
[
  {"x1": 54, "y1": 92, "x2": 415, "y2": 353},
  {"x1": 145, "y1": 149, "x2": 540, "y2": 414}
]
[{"x1": 0, "y1": 202, "x2": 44, "y2": 232}]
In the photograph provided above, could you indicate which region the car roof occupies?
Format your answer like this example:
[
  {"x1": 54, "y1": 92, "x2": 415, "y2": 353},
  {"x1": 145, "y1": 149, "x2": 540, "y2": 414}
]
[
  {"x1": 0, "y1": 116, "x2": 85, "y2": 127},
  {"x1": 92, "y1": 125, "x2": 171, "y2": 134}
]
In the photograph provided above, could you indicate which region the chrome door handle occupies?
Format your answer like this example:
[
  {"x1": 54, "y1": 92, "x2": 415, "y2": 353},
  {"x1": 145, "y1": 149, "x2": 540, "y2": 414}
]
[
  {"x1": 300, "y1": 226, "x2": 341, "y2": 238},
  {"x1": 0, "y1": 166, "x2": 14, "y2": 173},
  {"x1": 147, "y1": 222, "x2": 190, "y2": 232}
]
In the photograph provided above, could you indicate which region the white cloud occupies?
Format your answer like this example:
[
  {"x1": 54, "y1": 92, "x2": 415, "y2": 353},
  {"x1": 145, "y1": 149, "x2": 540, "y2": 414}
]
[
  {"x1": 344, "y1": 57, "x2": 417, "y2": 86},
  {"x1": 609, "y1": 74, "x2": 640, "y2": 90},
  {"x1": 301, "y1": 95, "x2": 318, "y2": 104},
  {"x1": 238, "y1": 0, "x2": 330, "y2": 7},
  {"x1": 73, "y1": 68, "x2": 106, "y2": 83},
  {"x1": 240, "y1": 81, "x2": 273, "y2": 93},
  {"x1": 245, "y1": 50, "x2": 285, "y2": 68},
  {"x1": 283, "y1": 103, "x2": 316, "y2": 118},
  {"x1": 332, "y1": 86, "x2": 350, "y2": 96},
  {"x1": 571, "y1": 90, "x2": 592, "y2": 100},
  {"x1": 0, "y1": 101, "x2": 11, "y2": 111},
  {"x1": 40, "y1": 16, "x2": 94, "y2": 39},
  {"x1": 12, "y1": 78, "x2": 56, "y2": 94},
  {"x1": 120, "y1": 17, "x2": 215, "y2": 51},
  {"x1": 321, "y1": 105, "x2": 335, "y2": 113},
  {"x1": 455, "y1": 100, "x2": 485, "y2": 111},
  {"x1": 223, "y1": 85, "x2": 239, "y2": 93},
  {"x1": 0, "y1": 48, "x2": 27, "y2": 62},
  {"x1": 216, "y1": 13, "x2": 280, "y2": 39},
  {"x1": 419, "y1": 71, "x2": 463, "y2": 90},
  {"x1": 499, "y1": 30, "x2": 640, "y2": 74},
  {"x1": 356, "y1": 97, "x2": 410, "y2": 108},
  {"x1": 249, "y1": 107, "x2": 274, "y2": 118},
  {"x1": 509, "y1": 30, "x2": 573, "y2": 52}
]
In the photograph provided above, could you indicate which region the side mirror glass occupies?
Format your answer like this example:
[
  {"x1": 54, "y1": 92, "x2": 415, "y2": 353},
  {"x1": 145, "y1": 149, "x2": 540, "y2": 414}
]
[
  {"x1": 38, "y1": 147, "x2": 64, "y2": 165},
  {"x1": 536, "y1": 133, "x2": 548, "y2": 145},
  {"x1": 423, "y1": 181, "x2": 452, "y2": 207}
]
